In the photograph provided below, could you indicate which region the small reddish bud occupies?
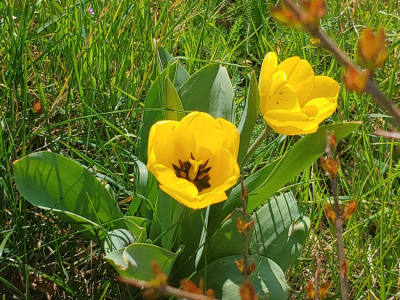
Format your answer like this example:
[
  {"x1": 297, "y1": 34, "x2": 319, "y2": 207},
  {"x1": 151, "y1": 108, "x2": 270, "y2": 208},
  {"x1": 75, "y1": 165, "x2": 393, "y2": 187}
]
[
  {"x1": 358, "y1": 27, "x2": 388, "y2": 71},
  {"x1": 270, "y1": 6, "x2": 303, "y2": 29},
  {"x1": 271, "y1": 0, "x2": 325, "y2": 30},
  {"x1": 237, "y1": 217, "x2": 246, "y2": 234},
  {"x1": 237, "y1": 218, "x2": 254, "y2": 235},
  {"x1": 343, "y1": 65, "x2": 370, "y2": 92},
  {"x1": 324, "y1": 203, "x2": 336, "y2": 225},
  {"x1": 320, "y1": 157, "x2": 338, "y2": 175},
  {"x1": 235, "y1": 258, "x2": 245, "y2": 274},
  {"x1": 180, "y1": 278, "x2": 202, "y2": 295},
  {"x1": 239, "y1": 279, "x2": 257, "y2": 300},
  {"x1": 319, "y1": 281, "x2": 331, "y2": 299},
  {"x1": 205, "y1": 289, "x2": 215, "y2": 299},
  {"x1": 33, "y1": 99, "x2": 43, "y2": 114},
  {"x1": 247, "y1": 220, "x2": 254, "y2": 231},
  {"x1": 343, "y1": 200, "x2": 358, "y2": 220},
  {"x1": 248, "y1": 262, "x2": 257, "y2": 276},
  {"x1": 341, "y1": 260, "x2": 348, "y2": 278},
  {"x1": 151, "y1": 261, "x2": 167, "y2": 285},
  {"x1": 305, "y1": 280, "x2": 315, "y2": 299},
  {"x1": 301, "y1": 0, "x2": 326, "y2": 25},
  {"x1": 328, "y1": 133, "x2": 337, "y2": 150}
]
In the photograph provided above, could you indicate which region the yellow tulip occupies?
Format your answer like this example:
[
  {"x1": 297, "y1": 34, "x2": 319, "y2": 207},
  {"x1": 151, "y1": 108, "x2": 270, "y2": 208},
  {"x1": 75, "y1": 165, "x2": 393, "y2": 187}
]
[
  {"x1": 259, "y1": 52, "x2": 339, "y2": 135},
  {"x1": 147, "y1": 111, "x2": 240, "y2": 210}
]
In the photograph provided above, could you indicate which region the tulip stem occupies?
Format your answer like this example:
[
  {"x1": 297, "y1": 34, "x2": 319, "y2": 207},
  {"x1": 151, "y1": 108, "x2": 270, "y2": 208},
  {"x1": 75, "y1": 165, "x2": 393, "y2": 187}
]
[{"x1": 243, "y1": 126, "x2": 272, "y2": 164}]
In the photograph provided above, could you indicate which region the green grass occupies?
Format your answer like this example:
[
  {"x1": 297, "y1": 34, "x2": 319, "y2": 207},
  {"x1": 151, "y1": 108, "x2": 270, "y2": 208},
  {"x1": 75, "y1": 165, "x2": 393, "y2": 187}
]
[{"x1": 1, "y1": 0, "x2": 400, "y2": 299}]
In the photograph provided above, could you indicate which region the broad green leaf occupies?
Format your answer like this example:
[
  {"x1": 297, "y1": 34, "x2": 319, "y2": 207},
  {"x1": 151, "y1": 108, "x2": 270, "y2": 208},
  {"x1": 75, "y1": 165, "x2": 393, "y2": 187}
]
[
  {"x1": 124, "y1": 216, "x2": 148, "y2": 243},
  {"x1": 104, "y1": 229, "x2": 137, "y2": 254},
  {"x1": 194, "y1": 255, "x2": 288, "y2": 300},
  {"x1": 156, "y1": 44, "x2": 190, "y2": 89},
  {"x1": 169, "y1": 208, "x2": 205, "y2": 284},
  {"x1": 178, "y1": 64, "x2": 235, "y2": 122},
  {"x1": 208, "y1": 211, "x2": 252, "y2": 263},
  {"x1": 139, "y1": 62, "x2": 180, "y2": 162},
  {"x1": 105, "y1": 243, "x2": 183, "y2": 281},
  {"x1": 237, "y1": 71, "x2": 260, "y2": 167},
  {"x1": 224, "y1": 122, "x2": 361, "y2": 214},
  {"x1": 157, "y1": 190, "x2": 186, "y2": 250},
  {"x1": 13, "y1": 152, "x2": 126, "y2": 243},
  {"x1": 164, "y1": 76, "x2": 185, "y2": 121},
  {"x1": 250, "y1": 192, "x2": 310, "y2": 272},
  {"x1": 53, "y1": 209, "x2": 103, "y2": 242}
]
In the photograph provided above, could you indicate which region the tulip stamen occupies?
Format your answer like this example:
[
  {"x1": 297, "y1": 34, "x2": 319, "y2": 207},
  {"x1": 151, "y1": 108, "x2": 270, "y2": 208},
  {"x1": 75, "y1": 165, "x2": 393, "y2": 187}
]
[
  {"x1": 172, "y1": 154, "x2": 212, "y2": 193},
  {"x1": 200, "y1": 159, "x2": 209, "y2": 171},
  {"x1": 178, "y1": 159, "x2": 185, "y2": 170}
]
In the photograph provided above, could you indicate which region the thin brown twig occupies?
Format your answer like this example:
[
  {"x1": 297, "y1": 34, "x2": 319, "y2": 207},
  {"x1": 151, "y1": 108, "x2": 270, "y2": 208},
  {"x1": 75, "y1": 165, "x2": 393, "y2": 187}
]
[
  {"x1": 118, "y1": 276, "x2": 218, "y2": 300},
  {"x1": 374, "y1": 129, "x2": 400, "y2": 140},
  {"x1": 325, "y1": 132, "x2": 349, "y2": 300},
  {"x1": 240, "y1": 178, "x2": 249, "y2": 279},
  {"x1": 280, "y1": 0, "x2": 400, "y2": 125}
]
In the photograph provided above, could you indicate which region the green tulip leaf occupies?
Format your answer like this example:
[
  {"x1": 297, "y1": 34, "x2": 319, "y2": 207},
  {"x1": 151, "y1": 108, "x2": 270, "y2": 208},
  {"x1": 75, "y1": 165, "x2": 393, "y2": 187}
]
[
  {"x1": 169, "y1": 208, "x2": 206, "y2": 285},
  {"x1": 250, "y1": 192, "x2": 310, "y2": 272},
  {"x1": 139, "y1": 62, "x2": 181, "y2": 162},
  {"x1": 164, "y1": 76, "x2": 185, "y2": 121},
  {"x1": 104, "y1": 229, "x2": 137, "y2": 254},
  {"x1": 178, "y1": 64, "x2": 234, "y2": 122},
  {"x1": 194, "y1": 255, "x2": 288, "y2": 300},
  {"x1": 13, "y1": 151, "x2": 126, "y2": 243},
  {"x1": 105, "y1": 243, "x2": 184, "y2": 281},
  {"x1": 224, "y1": 122, "x2": 361, "y2": 214},
  {"x1": 157, "y1": 190, "x2": 186, "y2": 250},
  {"x1": 124, "y1": 216, "x2": 148, "y2": 243},
  {"x1": 237, "y1": 71, "x2": 260, "y2": 167},
  {"x1": 208, "y1": 211, "x2": 252, "y2": 263},
  {"x1": 156, "y1": 44, "x2": 190, "y2": 89}
]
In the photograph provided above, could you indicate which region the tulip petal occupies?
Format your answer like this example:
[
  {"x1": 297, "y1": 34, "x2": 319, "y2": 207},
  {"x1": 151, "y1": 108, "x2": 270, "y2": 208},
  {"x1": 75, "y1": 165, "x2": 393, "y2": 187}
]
[
  {"x1": 263, "y1": 110, "x2": 319, "y2": 135},
  {"x1": 207, "y1": 148, "x2": 240, "y2": 193},
  {"x1": 277, "y1": 56, "x2": 300, "y2": 75},
  {"x1": 151, "y1": 164, "x2": 198, "y2": 198},
  {"x1": 305, "y1": 76, "x2": 339, "y2": 104},
  {"x1": 266, "y1": 83, "x2": 301, "y2": 112},
  {"x1": 149, "y1": 126, "x2": 196, "y2": 170},
  {"x1": 177, "y1": 112, "x2": 226, "y2": 155},
  {"x1": 216, "y1": 118, "x2": 240, "y2": 159},
  {"x1": 194, "y1": 192, "x2": 228, "y2": 209},
  {"x1": 147, "y1": 120, "x2": 179, "y2": 160},
  {"x1": 302, "y1": 97, "x2": 337, "y2": 123},
  {"x1": 160, "y1": 183, "x2": 199, "y2": 209},
  {"x1": 260, "y1": 52, "x2": 279, "y2": 113},
  {"x1": 278, "y1": 58, "x2": 314, "y2": 106}
]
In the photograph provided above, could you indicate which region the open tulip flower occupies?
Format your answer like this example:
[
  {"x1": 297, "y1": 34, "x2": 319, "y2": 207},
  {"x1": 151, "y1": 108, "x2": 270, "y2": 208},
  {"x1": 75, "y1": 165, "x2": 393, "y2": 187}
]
[
  {"x1": 147, "y1": 112, "x2": 240, "y2": 210},
  {"x1": 259, "y1": 52, "x2": 339, "y2": 135}
]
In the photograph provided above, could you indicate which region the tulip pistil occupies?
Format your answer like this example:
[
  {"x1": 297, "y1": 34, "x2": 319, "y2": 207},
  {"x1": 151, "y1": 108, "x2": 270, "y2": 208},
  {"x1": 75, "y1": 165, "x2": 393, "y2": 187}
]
[{"x1": 173, "y1": 154, "x2": 211, "y2": 192}]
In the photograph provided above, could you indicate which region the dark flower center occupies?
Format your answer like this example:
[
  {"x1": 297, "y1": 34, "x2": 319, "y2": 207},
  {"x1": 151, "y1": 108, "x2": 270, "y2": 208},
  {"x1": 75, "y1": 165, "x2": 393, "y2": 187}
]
[{"x1": 172, "y1": 153, "x2": 211, "y2": 192}]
